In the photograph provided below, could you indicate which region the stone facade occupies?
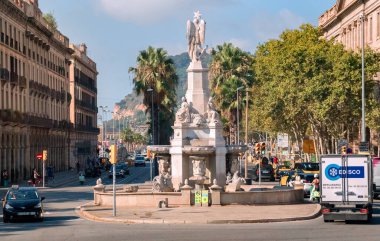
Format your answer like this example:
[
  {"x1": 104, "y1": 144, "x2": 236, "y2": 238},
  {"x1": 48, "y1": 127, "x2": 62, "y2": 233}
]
[
  {"x1": 0, "y1": 0, "x2": 98, "y2": 182},
  {"x1": 69, "y1": 43, "x2": 98, "y2": 169},
  {"x1": 319, "y1": 0, "x2": 380, "y2": 153}
]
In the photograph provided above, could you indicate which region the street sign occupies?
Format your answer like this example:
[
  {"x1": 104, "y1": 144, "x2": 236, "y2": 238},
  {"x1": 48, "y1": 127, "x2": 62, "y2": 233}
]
[
  {"x1": 201, "y1": 190, "x2": 209, "y2": 205},
  {"x1": 359, "y1": 142, "x2": 369, "y2": 155},
  {"x1": 36, "y1": 153, "x2": 43, "y2": 160},
  {"x1": 303, "y1": 139, "x2": 315, "y2": 154},
  {"x1": 194, "y1": 190, "x2": 201, "y2": 204}
]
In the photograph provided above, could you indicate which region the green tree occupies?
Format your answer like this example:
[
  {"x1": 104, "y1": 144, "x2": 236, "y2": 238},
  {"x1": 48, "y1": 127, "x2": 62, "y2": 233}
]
[
  {"x1": 209, "y1": 43, "x2": 255, "y2": 144},
  {"x1": 43, "y1": 12, "x2": 58, "y2": 31},
  {"x1": 252, "y1": 24, "x2": 380, "y2": 155},
  {"x1": 129, "y1": 46, "x2": 178, "y2": 145}
]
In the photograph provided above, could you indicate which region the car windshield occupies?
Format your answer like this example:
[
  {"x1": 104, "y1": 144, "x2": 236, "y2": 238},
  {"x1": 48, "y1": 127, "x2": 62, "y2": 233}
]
[
  {"x1": 136, "y1": 156, "x2": 144, "y2": 161},
  {"x1": 7, "y1": 190, "x2": 39, "y2": 200},
  {"x1": 301, "y1": 163, "x2": 319, "y2": 171}
]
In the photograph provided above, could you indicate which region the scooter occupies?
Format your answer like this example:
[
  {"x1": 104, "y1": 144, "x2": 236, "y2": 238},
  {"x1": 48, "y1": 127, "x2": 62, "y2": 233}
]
[
  {"x1": 79, "y1": 173, "x2": 85, "y2": 185},
  {"x1": 310, "y1": 184, "x2": 320, "y2": 202}
]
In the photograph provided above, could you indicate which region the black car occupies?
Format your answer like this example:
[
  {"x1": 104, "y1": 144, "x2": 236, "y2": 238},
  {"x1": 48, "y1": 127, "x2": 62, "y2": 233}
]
[
  {"x1": 134, "y1": 155, "x2": 146, "y2": 167},
  {"x1": 108, "y1": 163, "x2": 129, "y2": 178},
  {"x1": 252, "y1": 164, "x2": 275, "y2": 181},
  {"x1": 2, "y1": 186, "x2": 45, "y2": 223}
]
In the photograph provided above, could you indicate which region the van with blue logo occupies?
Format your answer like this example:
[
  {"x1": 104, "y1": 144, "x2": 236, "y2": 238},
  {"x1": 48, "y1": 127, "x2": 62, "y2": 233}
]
[
  {"x1": 373, "y1": 157, "x2": 380, "y2": 199},
  {"x1": 320, "y1": 155, "x2": 373, "y2": 223}
]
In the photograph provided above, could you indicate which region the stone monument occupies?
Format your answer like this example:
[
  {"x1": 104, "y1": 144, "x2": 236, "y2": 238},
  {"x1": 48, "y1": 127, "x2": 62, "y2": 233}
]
[{"x1": 149, "y1": 11, "x2": 245, "y2": 191}]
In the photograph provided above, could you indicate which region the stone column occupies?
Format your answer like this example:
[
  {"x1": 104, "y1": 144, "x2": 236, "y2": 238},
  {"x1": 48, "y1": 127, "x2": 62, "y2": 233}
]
[
  {"x1": 209, "y1": 179, "x2": 223, "y2": 206},
  {"x1": 185, "y1": 61, "x2": 210, "y2": 115}
]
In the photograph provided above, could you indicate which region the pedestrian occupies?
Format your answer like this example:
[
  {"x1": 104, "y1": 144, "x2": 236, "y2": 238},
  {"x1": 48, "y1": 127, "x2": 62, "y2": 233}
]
[
  {"x1": 32, "y1": 168, "x2": 40, "y2": 186},
  {"x1": 47, "y1": 165, "x2": 54, "y2": 182},
  {"x1": 76, "y1": 161, "x2": 80, "y2": 173},
  {"x1": 2, "y1": 170, "x2": 9, "y2": 187}
]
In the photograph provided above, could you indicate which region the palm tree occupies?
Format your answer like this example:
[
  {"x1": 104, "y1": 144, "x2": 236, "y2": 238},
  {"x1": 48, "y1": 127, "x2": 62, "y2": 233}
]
[
  {"x1": 209, "y1": 43, "x2": 255, "y2": 144},
  {"x1": 129, "y1": 46, "x2": 178, "y2": 145}
]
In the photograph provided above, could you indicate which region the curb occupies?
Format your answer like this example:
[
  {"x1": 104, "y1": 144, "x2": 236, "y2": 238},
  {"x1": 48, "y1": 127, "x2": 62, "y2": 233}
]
[{"x1": 77, "y1": 204, "x2": 322, "y2": 225}]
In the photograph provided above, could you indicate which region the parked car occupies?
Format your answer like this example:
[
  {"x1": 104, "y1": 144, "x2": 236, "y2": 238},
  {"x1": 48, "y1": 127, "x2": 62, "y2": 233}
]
[
  {"x1": 134, "y1": 155, "x2": 146, "y2": 167},
  {"x1": 252, "y1": 164, "x2": 275, "y2": 181},
  {"x1": 2, "y1": 186, "x2": 45, "y2": 223},
  {"x1": 293, "y1": 162, "x2": 319, "y2": 175},
  {"x1": 108, "y1": 163, "x2": 129, "y2": 178},
  {"x1": 275, "y1": 165, "x2": 291, "y2": 179}
]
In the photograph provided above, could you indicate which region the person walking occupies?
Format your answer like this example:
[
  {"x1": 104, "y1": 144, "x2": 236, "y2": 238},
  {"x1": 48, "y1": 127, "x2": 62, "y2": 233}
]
[
  {"x1": 32, "y1": 168, "x2": 40, "y2": 186},
  {"x1": 76, "y1": 161, "x2": 80, "y2": 173},
  {"x1": 2, "y1": 170, "x2": 9, "y2": 187}
]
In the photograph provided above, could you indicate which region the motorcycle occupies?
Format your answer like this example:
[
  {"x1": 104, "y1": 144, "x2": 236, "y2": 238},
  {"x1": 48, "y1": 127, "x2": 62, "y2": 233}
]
[
  {"x1": 79, "y1": 173, "x2": 85, "y2": 185},
  {"x1": 310, "y1": 184, "x2": 320, "y2": 202}
]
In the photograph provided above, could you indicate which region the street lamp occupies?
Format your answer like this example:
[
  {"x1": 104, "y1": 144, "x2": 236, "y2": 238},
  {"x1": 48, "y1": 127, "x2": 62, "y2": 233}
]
[
  {"x1": 236, "y1": 86, "x2": 244, "y2": 145},
  {"x1": 147, "y1": 88, "x2": 154, "y2": 181},
  {"x1": 99, "y1": 105, "x2": 108, "y2": 155},
  {"x1": 147, "y1": 88, "x2": 154, "y2": 145},
  {"x1": 359, "y1": 13, "x2": 366, "y2": 142}
]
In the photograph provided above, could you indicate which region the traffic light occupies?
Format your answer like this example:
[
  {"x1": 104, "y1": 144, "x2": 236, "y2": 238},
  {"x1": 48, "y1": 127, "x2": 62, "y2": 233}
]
[
  {"x1": 261, "y1": 142, "x2": 266, "y2": 155},
  {"x1": 110, "y1": 144, "x2": 117, "y2": 164},
  {"x1": 42, "y1": 150, "x2": 48, "y2": 161},
  {"x1": 255, "y1": 143, "x2": 260, "y2": 155},
  {"x1": 341, "y1": 146, "x2": 347, "y2": 155},
  {"x1": 147, "y1": 148, "x2": 151, "y2": 159}
]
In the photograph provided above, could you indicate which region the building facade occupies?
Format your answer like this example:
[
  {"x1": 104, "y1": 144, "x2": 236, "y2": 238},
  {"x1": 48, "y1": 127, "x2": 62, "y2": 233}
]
[
  {"x1": 319, "y1": 0, "x2": 380, "y2": 154},
  {"x1": 0, "y1": 0, "x2": 98, "y2": 182},
  {"x1": 69, "y1": 43, "x2": 98, "y2": 169}
]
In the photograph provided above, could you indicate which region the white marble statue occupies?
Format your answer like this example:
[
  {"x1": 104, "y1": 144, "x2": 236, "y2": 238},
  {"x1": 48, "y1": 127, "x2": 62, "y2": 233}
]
[
  {"x1": 175, "y1": 97, "x2": 191, "y2": 123},
  {"x1": 192, "y1": 159, "x2": 206, "y2": 177},
  {"x1": 207, "y1": 97, "x2": 221, "y2": 124},
  {"x1": 186, "y1": 11, "x2": 206, "y2": 62}
]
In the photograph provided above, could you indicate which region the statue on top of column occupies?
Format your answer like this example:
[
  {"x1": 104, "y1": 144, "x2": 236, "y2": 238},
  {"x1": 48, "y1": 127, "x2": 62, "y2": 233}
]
[{"x1": 186, "y1": 11, "x2": 206, "y2": 62}]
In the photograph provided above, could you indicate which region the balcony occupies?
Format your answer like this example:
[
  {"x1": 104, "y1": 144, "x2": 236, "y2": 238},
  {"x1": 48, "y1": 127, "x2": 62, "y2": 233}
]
[
  {"x1": 28, "y1": 115, "x2": 53, "y2": 128},
  {"x1": 74, "y1": 124, "x2": 100, "y2": 134},
  {"x1": 75, "y1": 99, "x2": 97, "y2": 112},
  {"x1": 19, "y1": 76, "x2": 27, "y2": 89},
  {"x1": 0, "y1": 109, "x2": 26, "y2": 124},
  {"x1": 0, "y1": 68, "x2": 9, "y2": 85},
  {"x1": 10, "y1": 72, "x2": 18, "y2": 85}
]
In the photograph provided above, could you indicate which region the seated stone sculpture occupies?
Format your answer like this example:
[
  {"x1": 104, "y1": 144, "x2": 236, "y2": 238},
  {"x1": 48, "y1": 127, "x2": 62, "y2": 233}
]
[
  {"x1": 206, "y1": 97, "x2": 221, "y2": 124},
  {"x1": 175, "y1": 97, "x2": 191, "y2": 123}
]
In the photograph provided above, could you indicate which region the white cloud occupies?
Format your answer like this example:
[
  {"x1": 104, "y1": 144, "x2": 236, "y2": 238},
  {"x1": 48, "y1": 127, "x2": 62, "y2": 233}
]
[{"x1": 251, "y1": 9, "x2": 305, "y2": 41}]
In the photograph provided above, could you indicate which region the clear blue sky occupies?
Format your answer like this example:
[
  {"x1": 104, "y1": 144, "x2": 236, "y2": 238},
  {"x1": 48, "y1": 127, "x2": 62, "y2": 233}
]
[{"x1": 39, "y1": 0, "x2": 336, "y2": 118}]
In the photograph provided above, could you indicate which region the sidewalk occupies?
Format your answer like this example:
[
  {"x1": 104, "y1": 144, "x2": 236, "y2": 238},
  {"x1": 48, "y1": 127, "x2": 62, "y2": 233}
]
[
  {"x1": 0, "y1": 169, "x2": 80, "y2": 190},
  {"x1": 78, "y1": 203, "x2": 321, "y2": 224}
]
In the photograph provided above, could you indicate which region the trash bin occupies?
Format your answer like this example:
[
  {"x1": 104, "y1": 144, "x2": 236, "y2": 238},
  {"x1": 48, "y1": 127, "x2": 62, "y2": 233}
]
[{"x1": 244, "y1": 178, "x2": 252, "y2": 185}]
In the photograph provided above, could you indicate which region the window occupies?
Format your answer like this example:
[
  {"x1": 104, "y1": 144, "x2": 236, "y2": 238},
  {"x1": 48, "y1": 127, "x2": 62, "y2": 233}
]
[{"x1": 378, "y1": 13, "x2": 380, "y2": 38}]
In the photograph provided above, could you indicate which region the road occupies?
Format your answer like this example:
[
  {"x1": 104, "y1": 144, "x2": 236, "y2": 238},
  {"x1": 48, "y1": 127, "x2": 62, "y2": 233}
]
[{"x1": 1, "y1": 164, "x2": 380, "y2": 241}]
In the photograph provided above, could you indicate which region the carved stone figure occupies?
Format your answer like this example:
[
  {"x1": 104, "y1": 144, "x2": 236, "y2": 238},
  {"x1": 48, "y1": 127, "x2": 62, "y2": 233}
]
[
  {"x1": 226, "y1": 172, "x2": 232, "y2": 184},
  {"x1": 175, "y1": 97, "x2": 191, "y2": 123},
  {"x1": 206, "y1": 97, "x2": 220, "y2": 124},
  {"x1": 158, "y1": 157, "x2": 170, "y2": 175},
  {"x1": 186, "y1": 11, "x2": 206, "y2": 62},
  {"x1": 225, "y1": 171, "x2": 246, "y2": 192},
  {"x1": 192, "y1": 158, "x2": 206, "y2": 177},
  {"x1": 191, "y1": 113, "x2": 206, "y2": 126},
  {"x1": 152, "y1": 173, "x2": 174, "y2": 192}
]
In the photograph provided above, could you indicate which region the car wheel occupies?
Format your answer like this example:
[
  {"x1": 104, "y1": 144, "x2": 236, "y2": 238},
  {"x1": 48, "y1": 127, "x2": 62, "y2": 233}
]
[{"x1": 3, "y1": 214, "x2": 9, "y2": 223}]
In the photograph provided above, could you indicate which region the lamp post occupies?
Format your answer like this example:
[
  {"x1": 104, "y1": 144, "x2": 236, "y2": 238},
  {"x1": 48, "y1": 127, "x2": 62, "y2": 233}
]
[
  {"x1": 359, "y1": 13, "x2": 366, "y2": 142},
  {"x1": 99, "y1": 105, "x2": 108, "y2": 156},
  {"x1": 236, "y1": 86, "x2": 244, "y2": 145},
  {"x1": 236, "y1": 86, "x2": 244, "y2": 177},
  {"x1": 147, "y1": 88, "x2": 154, "y2": 145},
  {"x1": 111, "y1": 111, "x2": 115, "y2": 144}
]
